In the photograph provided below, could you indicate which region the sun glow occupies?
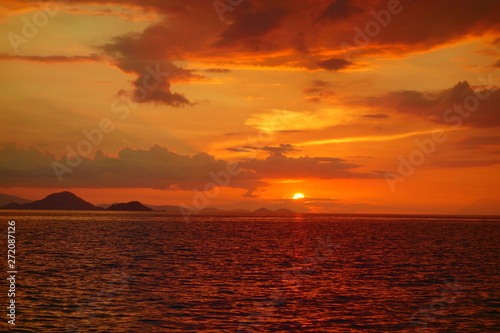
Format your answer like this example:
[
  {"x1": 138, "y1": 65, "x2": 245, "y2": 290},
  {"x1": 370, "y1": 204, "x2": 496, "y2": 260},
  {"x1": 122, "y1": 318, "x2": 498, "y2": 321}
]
[{"x1": 292, "y1": 193, "x2": 305, "y2": 200}]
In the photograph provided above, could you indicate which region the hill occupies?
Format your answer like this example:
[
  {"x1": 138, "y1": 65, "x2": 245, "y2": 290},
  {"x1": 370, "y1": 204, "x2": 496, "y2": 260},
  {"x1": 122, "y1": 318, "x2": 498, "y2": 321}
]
[
  {"x1": 253, "y1": 207, "x2": 296, "y2": 214},
  {"x1": 147, "y1": 204, "x2": 189, "y2": 212},
  {"x1": 253, "y1": 207, "x2": 274, "y2": 214},
  {"x1": 2, "y1": 191, "x2": 100, "y2": 210},
  {"x1": 0, "y1": 193, "x2": 31, "y2": 206},
  {"x1": 457, "y1": 198, "x2": 500, "y2": 215},
  {"x1": 106, "y1": 201, "x2": 153, "y2": 211}
]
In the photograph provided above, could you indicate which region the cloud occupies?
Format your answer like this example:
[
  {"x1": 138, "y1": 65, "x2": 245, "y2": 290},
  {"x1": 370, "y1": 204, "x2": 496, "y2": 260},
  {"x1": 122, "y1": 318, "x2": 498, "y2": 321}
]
[
  {"x1": 316, "y1": 0, "x2": 363, "y2": 22},
  {"x1": 312, "y1": 80, "x2": 331, "y2": 87},
  {"x1": 101, "y1": 30, "x2": 205, "y2": 107},
  {"x1": 213, "y1": 6, "x2": 290, "y2": 48},
  {"x1": 318, "y1": 57, "x2": 352, "y2": 71},
  {"x1": 304, "y1": 80, "x2": 336, "y2": 103},
  {"x1": 226, "y1": 147, "x2": 252, "y2": 153},
  {"x1": 5, "y1": 0, "x2": 500, "y2": 62},
  {"x1": 0, "y1": 144, "x2": 382, "y2": 194},
  {"x1": 362, "y1": 113, "x2": 389, "y2": 118},
  {"x1": 4, "y1": 0, "x2": 499, "y2": 104},
  {"x1": 0, "y1": 144, "x2": 267, "y2": 192},
  {"x1": 205, "y1": 68, "x2": 231, "y2": 73},
  {"x1": 231, "y1": 144, "x2": 300, "y2": 156},
  {"x1": 369, "y1": 81, "x2": 500, "y2": 127},
  {"x1": 241, "y1": 154, "x2": 383, "y2": 179},
  {"x1": 0, "y1": 142, "x2": 54, "y2": 169}
]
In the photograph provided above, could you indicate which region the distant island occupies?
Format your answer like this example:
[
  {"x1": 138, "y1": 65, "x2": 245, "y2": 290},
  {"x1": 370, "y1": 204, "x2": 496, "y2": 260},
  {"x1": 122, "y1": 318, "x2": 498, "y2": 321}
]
[
  {"x1": 253, "y1": 207, "x2": 296, "y2": 214},
  {"x1": 3, "y1": 191, "x2": 101, "y2": 211},
  {"x1": 0, "y1": 191, "x2": 153, "y2": 212},
  {"x1": 106, "y1": 201, "x2": 152, "y2": 211},
  {"x1": 4, "y1": 191, "x2": 499, "y2": 215},
  {"x1": 0, "y1": 191, "x2": 297, "y2": 213},
  {"x1": 0, "y1": 193, "x2": 32, "y2": 206}
]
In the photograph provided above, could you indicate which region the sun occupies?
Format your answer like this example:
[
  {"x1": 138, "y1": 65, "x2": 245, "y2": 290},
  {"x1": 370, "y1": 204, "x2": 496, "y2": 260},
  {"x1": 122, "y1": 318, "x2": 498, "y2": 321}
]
[{"x1": 292, "y1": 193, "x2": 305, "y2": 200}]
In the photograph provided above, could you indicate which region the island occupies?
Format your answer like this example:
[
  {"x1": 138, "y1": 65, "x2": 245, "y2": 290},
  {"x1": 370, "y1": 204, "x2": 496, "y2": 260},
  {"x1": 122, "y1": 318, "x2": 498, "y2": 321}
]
[{"x1": 106, "y1": 201, "x2": 153, "y2": 211}]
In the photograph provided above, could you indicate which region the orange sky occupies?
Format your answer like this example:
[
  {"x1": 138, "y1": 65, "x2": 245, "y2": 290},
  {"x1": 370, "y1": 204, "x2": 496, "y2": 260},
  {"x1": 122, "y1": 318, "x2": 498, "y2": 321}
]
[{"x1": 0, "y1": 0, "x2": 499, "y2": 214}]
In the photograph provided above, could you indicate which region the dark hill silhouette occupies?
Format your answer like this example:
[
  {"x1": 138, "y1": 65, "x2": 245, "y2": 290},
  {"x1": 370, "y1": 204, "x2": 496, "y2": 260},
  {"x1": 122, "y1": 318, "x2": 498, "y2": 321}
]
[
  {"x1": 254, "y1": 207, "x2": 274, "y2": 214},
  {"x1": 0, "y1": 193, "x2": 31, "y2": 206},
  {"x1": 200, "y1": 207, "x2": 224, "y2": 214},
  {"x1": 2, "y1": 191, "x2": 100, "y2": 210},
  {"x1": 457, "y1": 197, "x2": 500, "y2": 215},
  {"x1": 106, "y1": 201, "x2": 152, "y2": 211},
  {"x1": 144, "y1": 204, "x2": 184, "y2": 212},
  {"x1": 253, "y1": 207, "x2": 296, "y2": 214},
  {"x1": 0, "y1": 191, "x2": 296, "y2": 213},
  {"x1": 2, "y1": 202, "x2": 24, "y2": 209}
]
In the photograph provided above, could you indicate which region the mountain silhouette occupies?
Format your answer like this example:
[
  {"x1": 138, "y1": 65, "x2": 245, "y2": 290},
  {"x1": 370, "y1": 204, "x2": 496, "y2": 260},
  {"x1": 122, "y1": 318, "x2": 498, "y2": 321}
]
[
  {"x1": 106, "y1": 201, "x2": 152, "y2": 211},
  {"x1": 254, "y1": 207, "x2": 274, "y2": 214},
  {"x1": 253, "y1": 207, "x2": 296, "y2": 214},
  {"x1": 0, "y1": 193, "x2": 31, "y2": 206},
  {"x1": 457, "y1": 197, "x2": 500, "y2": 215},
  {"x1": 1, "y1": 191, "x2": 296, "y2": 213},
  {"x1": 2, "y1": 191, "x2": 100, "y2": 210}
]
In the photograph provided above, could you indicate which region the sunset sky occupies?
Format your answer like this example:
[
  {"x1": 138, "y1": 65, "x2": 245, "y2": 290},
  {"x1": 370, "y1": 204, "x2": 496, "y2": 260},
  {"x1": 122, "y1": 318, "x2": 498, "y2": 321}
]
[{"x1": 0, "y1": 0, "x2": 499, "y2": 214}]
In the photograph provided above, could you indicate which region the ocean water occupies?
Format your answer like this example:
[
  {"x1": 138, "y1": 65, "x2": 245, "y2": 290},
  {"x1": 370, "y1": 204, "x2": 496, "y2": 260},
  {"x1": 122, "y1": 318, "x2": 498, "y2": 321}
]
[{"x1": 1, "y1": 211, "x2": 499, "y2": 332}]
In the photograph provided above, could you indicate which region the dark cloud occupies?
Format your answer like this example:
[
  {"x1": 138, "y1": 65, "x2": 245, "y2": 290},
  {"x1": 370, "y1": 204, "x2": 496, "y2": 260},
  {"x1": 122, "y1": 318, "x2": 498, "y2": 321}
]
[
  {"x1": 0, "y1": 144, "x2": 382, "y2": 193},
  {"x1": 227, "y1": 147, "x2": 251, "y2": 153},
  {"x1": 205, "y1": 68, "x2": 231, "y2": 73},
  {"x1": 370, "y1": 81, "x2": 500, "y2": 127},
  {"x1": 304, "y1": 87, "x2": 323, "y2": 94},
  {"x1": 304, "y1": 79, "x2": 333, "y2": 93},
  {"x1": 242, "y1": 154, "x2": 383, "y2": 179},
  {"x1": 312, "y1": 80, "x2": 331, "y2": 87},
  {"x1": 0, "y1": 144, "x2": 267, "y2": 192},
  {"x1": 304, "y1": 79, "x2": 336, "y2": 102},
  {"x1": 5, "y1": 0, "x2": 499, "y2": 104},
  {"x1": 101, "y1": 29, "x2": 205, "y2": 107},
  {"x1": 6, "y1": 0, "x2": 500, "y2": 63},
  {"x1": 318, "y1": 57, "x2": 352, "y2": 71},
  {"x1": 316, "y1": 0, "x2": 363, "y2": 22},
  {"x1": 213, "y1": 6, "x2": 289, "y2": 48},
  {"x1": 362, "y1": 113, "x2": 389, "y2": 118},
  {"x1": 245, "y1": 144, "x2": 300, "y2": 156},
  {"x1": 493, "y1": 59, "x2": 500, "y2": 68}
]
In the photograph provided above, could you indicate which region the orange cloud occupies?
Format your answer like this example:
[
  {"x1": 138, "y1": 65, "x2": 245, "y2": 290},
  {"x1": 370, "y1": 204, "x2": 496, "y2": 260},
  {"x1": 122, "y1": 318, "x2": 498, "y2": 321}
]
[{"x1": 3, "y1": 0, "x2": 492, "y2": 106}]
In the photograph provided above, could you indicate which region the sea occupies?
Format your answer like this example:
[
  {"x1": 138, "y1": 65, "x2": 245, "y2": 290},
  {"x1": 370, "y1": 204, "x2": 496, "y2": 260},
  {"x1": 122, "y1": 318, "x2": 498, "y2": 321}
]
[{"x1": 1, "y1": 211, "x2": 499, "y2": 332}]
